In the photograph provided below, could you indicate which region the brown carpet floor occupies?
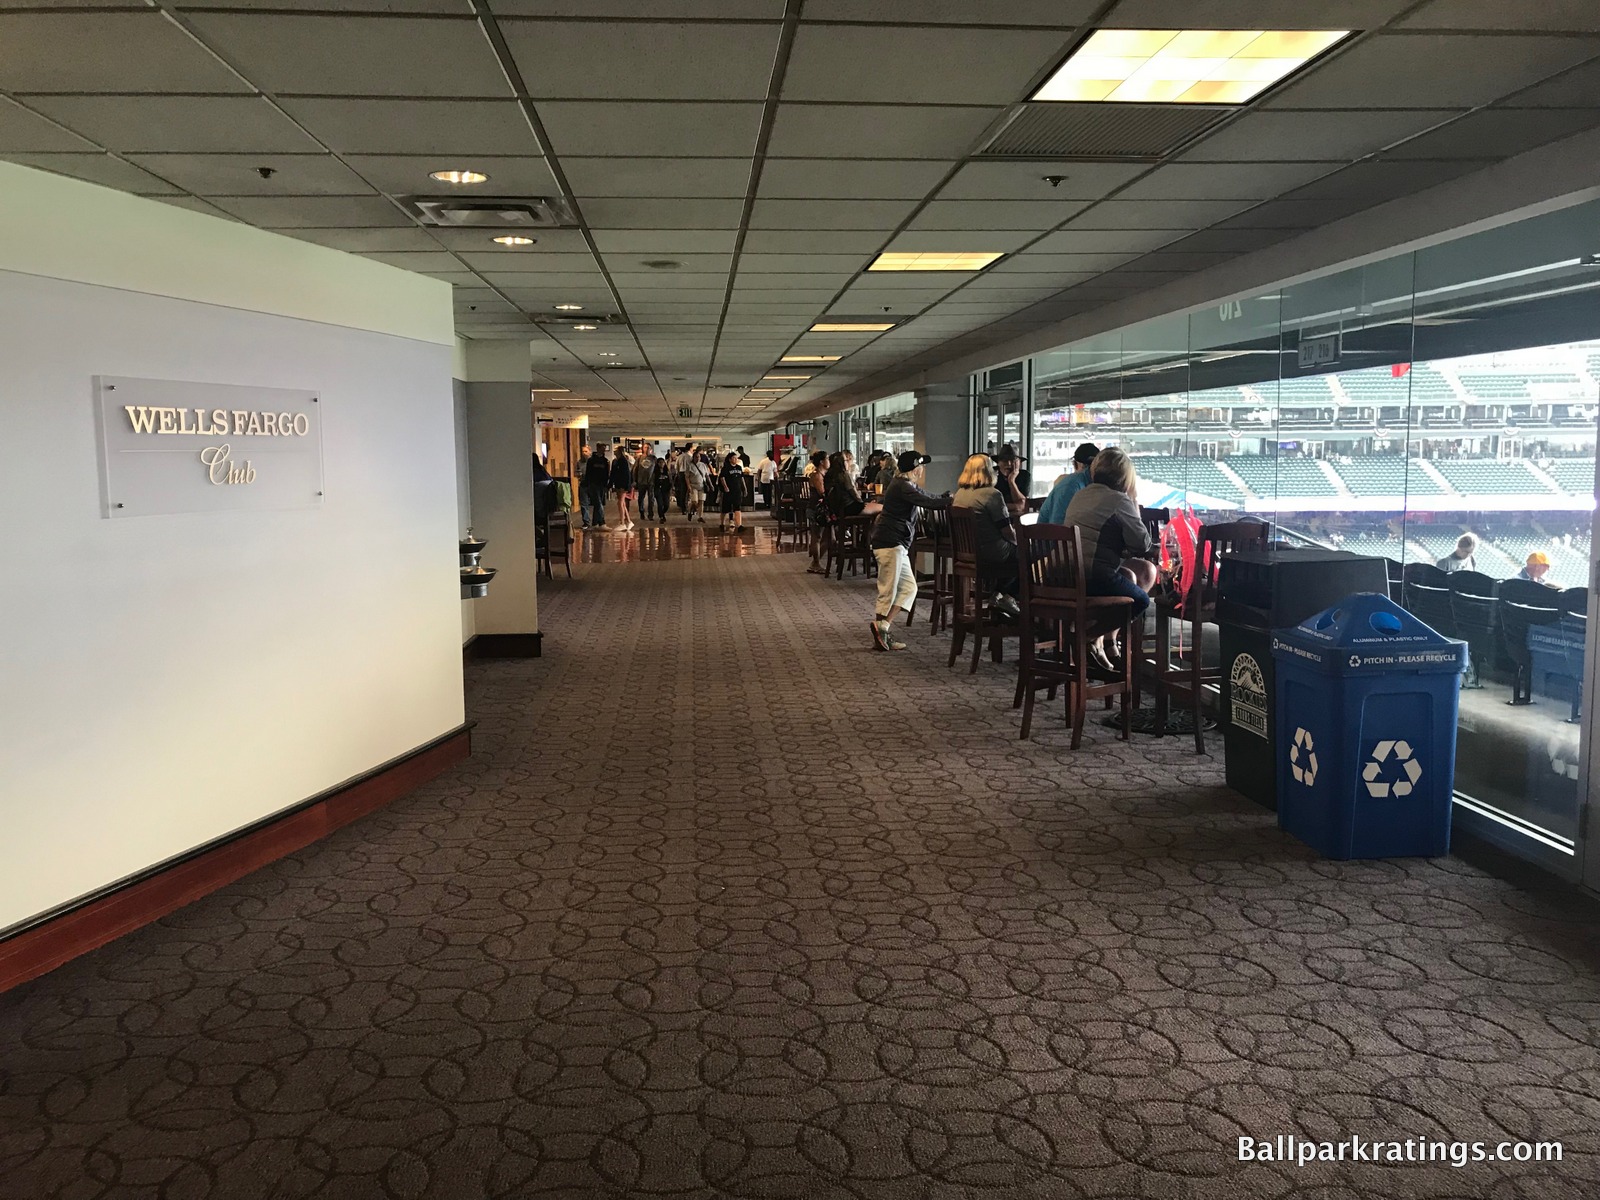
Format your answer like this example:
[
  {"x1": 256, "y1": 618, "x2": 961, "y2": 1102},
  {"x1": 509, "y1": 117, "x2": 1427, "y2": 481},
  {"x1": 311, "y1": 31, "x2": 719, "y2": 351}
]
[{"x1": 6, "y1": 542, "x2": 1600, "y2": 1198}]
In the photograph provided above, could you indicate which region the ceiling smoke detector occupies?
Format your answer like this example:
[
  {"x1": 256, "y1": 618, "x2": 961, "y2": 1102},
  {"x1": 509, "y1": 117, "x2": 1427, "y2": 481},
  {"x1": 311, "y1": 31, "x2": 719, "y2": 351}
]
[{"x1": 407, "y1": 196, "x2": 575, "y2": 228}]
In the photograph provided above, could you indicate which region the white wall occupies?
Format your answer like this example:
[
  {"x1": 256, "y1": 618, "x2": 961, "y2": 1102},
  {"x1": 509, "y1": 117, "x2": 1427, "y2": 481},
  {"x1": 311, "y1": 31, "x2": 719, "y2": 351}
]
[
  {"x1": 454, "y1": 379, "x2": 476, "y2": 646},
  {"x1": 0, "y1": 165, "x2": 462, "y2": 932},
  {"x1": 464, "y1": 382, "x2": 539, "y2": 638}
]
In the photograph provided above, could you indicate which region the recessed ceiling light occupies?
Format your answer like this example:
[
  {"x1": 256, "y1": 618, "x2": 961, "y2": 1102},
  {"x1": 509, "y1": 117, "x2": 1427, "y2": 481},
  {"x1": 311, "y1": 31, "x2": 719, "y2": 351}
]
[
  {"x1": 781, "y1": 355, "x2": 842, "y2": 362},
  {"x1": 1032, "y1": 29, "x2": 1351, "y2": 105},
  {"x1": 764, "y1": 374, "x2": 811, "y2": 380},
  {"x1": 572, "y1": 324, "x2": 597, "y2": 331},
  {"x1": 429, "y1": 169, "x2": 489, "y2": 184},
  {"x1": 810, "y1": 322, "x2": 896, "y2": 332},
  {"x1": 868, "y1": 252, "x2": 1003, "y2": 272},
  {"x1": 598, "y1": 352, "x2": 618, "y2": 357},
  {"x1": 492, "y1": 235, "x2": 535, "y2": 246},
  {"x1": 531, "y1": 387, "x2": 570, "y2": 393},
  {"x1": 747, "y1": 388, "x2": 789, "y2": 393},
  {"x1": 555, "y1": 303, "x2": 584, "y2": 311}
]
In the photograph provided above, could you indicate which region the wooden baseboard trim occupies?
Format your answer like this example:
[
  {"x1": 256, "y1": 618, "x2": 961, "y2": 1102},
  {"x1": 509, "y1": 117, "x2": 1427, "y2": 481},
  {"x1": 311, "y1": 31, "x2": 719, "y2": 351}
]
[
  {"x1": 0, "y1": 724, "x2": 473, "y2": 995},
  {"x1": 467, "y1": 632, "x2": 542, "y2": 658}
]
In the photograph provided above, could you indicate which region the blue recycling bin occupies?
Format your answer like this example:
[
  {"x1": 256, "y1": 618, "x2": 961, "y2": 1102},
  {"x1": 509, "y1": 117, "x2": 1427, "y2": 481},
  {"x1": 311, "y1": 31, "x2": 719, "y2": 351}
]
[{"x1": 1271, "y1": 592, "x2": 1467, "y2": 859}]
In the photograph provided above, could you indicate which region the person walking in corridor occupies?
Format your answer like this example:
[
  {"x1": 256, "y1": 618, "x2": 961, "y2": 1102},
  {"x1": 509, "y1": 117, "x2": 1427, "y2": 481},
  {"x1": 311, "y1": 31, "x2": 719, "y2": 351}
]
[
  {"x1": 652, "y1": 452, "x2": 672, "y2": 524},
  {"x1": 718, "y1": 451, "x2": 747, "y2": 532},
  {"x1": 683, "y1": 451, "x2": 710, "y2": 523},
  {"x1": 868, "y1": 451, "x2": 949, "y2": 650},
  {"x1": 634, "y1": 445, "x2": 659, "y2": 523},
  {"x1": 581, "y1": 445, "x2": 610, "y2": 531},
  {"x1": 610, "y1": 445, "x2": 636, "y2": 530}
]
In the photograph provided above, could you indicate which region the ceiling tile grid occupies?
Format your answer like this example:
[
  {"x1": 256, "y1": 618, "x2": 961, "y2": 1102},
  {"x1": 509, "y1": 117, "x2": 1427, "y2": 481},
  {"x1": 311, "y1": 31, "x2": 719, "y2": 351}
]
[{"x1": 0, "y1": 4, "x2": 1596, "y2": 432}]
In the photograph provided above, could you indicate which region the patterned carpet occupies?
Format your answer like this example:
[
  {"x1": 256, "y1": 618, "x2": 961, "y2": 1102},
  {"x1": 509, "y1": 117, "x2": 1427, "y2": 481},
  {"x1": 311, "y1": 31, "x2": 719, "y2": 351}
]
[{"x1": 5, "y1": 543, "x2": 1600, "y2": 1198}]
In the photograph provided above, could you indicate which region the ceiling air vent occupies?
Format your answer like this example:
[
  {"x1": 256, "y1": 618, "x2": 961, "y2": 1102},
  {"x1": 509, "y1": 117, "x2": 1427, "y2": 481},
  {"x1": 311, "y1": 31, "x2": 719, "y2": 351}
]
[
  {"x1": 977, "y1": 103, "x2": 1231, "y2": 160},
  {"x1": 407, "y1": 196, "x2": 575, "y2": 227},
  {"x1": 532, "y1": 312, "x2": 626, "y2": 326}
]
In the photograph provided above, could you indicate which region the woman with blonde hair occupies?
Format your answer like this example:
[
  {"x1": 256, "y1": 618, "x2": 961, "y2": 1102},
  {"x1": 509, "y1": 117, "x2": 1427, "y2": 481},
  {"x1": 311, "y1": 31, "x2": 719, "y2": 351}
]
[
  {"x1": 1063, "y1": 447, "x2": 1157, "y2": 608},
  {"x1": 951, "y1": 452, "x2": 1021, "y2": 618}
]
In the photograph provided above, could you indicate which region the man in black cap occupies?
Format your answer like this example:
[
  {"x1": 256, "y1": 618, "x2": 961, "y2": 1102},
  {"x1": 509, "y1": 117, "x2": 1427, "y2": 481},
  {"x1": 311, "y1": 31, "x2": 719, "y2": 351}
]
[
  {"x1": 1038, "y1": 441, "x2": 1101, "y2": 525},
  {"x1": 867, "y1": 450, "x2": 950, "y2": 651},
  {"x1": 994, "y1": 443, "x2": 1030, "y2": 518}
]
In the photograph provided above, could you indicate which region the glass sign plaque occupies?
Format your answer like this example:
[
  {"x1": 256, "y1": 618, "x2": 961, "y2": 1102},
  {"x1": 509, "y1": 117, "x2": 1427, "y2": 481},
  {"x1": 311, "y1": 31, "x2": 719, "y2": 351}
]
[{"x1": 94, "y1": 376, "x2": 324, "y2": 518}]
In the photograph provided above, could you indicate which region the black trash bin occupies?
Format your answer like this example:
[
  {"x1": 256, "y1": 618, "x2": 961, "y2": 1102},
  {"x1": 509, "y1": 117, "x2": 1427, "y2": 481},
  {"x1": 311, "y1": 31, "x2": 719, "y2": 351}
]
[{"x1": 1217, "y1": 548, "x2": 1388, "y2": 809}]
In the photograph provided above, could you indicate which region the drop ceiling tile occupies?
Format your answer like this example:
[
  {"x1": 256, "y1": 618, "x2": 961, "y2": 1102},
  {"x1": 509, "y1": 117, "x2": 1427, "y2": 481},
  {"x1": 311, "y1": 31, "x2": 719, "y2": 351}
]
[
  {"x1": 1282, "y1": 159, "x2": 1487, "y2": 202},
  {"x1": 563, "y1": 157, "x2": 751, "y2": 199},
  {"x1": 758, "y1": 158, "x2": 951, "y2": 199},
  {"x1": 1213, "y1": 198, "x2": 1368, "y2": 228},
  {"x1": 1101, "y1": 0, "x2": 1410, "y2": 27},
  {"x1": 1157, "y1": 227, "x2": 1301, "y2": 254},
  {"x1": 178, "y1": 0, "x2": 472, "y2": 8},
  {"x1": 151, "y1": 196, "x2": 237, "y2": 220},
  {"x1": 1503, "y1": 58, "x2": 1600, "y2": 105},
  {"x1": 4, "y1": 153, "x2": 181, "y2": 195},
  {"x1": 1383, "y1": 108, "x2": 1600, "y2": 158},
  {"x1": 126, "y1": 153, "x2": 373, "y2": 197},
  {"x1": 276, "y1": 99, "x2": 536, "y2": 155},
  {"x1": 457, "y1": 252, "x2": 602, "y2": 273},
  {"x1": 832, "y1": 285, "x2": 960, "y2": 307},
  {"x1": 990, "y1": 253, "x2": 1135, "y2": 274},
  {"x1": 592, "y1": 229, "x2": 739, "y2": 254},
  {"x1": 802, "y1": 0, "x2": 1094, "y2": 22},
  {"x1": 608, "y1": 272, "x2": 729, "y2": 289},
  {"x1": 884, "y1": 229, "x2": 1041, "y2": 253},
  {"x1": 183, "y1": 13, "x2": 509, "y2": 97},
  {"x1": 535, "y1": 101, "x2": 763, "y2": 157},
  {"x1": 782, "y1": 25, "x2": 1069, "y2": 104},
  {"x1": 431, "y1": 227, "x2": 591, "y2": 252},
  {"x1": 1115, "y1": 162, "x2": 1342, "y2": 201},
  {"x1": 742, "y1": 230, "x2": 891, "y2": 253},
  {"x1": 1132, "y1": 250, "x2": 1244, "y2": 272},
  {"x1": 584, "y1": 198, "x2": 745, "y2": 228},
  {"x1": 1398, "y1": 0, "x2": 1600, "y2": 30},
  {"x1": 906, "y1": 199, "x2": 1088, "y2": 230},
  {"x1": 1065, "y1": 199, "x2": 1255, "y2": 230},
  {"x1": 738, "y1": 253, "x2": 870, "y2": 273},
  {"x1": 24, "y1": 96, "x2": 322, "y2": 155},
  {"x1": 1178, "y1": 109, "x2": 1460, "y2": 163},
  {"x1": 366, "y1": 251, "x2": 471, "y2": 272},
  {"x1": 422, "y1": 271, "x2": 483, "y2": 285},
  {"x1": 749, "y1": 198, "x2": 919, "y2": 229},
  {"x1": 766, "y1": 103, "x2": 1005, "y2": 159},
  {"x1": 729, "y1": 271, "x2": 853, "y2": 289},
  {"x1": 490, "y1": 0, "x2": 780, "y2": 13},
  {"x1": 344, "y1": 155, "x2": 560, "y2": 196},
  {"x1": 502, "y1": 20, "x2": 779, "y2": 100},
  {"x1": 0, "y1": 98, "x2": 97, "y2": 153},
  {"x1": 207, "y1": 194, "x2": 414, "y2": 226},
  {"x1": 282, "y1": 227, "x2": 442, "y2": 252},
  {"x1": 950, "y1": 284, "x2": 1068, "y2": 302},
  {"x1": 615, "y1": 286, "x2": 729, "y2": 301},
  {"x1": 1028, "y1": 228, "x2": 1183, "y2": 254},
  {"x1": 1263, "y1": 34, "x2": 1600, "y2": 110},
  {"x1": 937, "y1": 161, "x2": 1148, "y2": 201},
  {"x1": 600, "y1": 254, "x2": 733, "y2": 274},
  {"x1": 0, "y1": 12, "x2": 250, "y2": 93}
]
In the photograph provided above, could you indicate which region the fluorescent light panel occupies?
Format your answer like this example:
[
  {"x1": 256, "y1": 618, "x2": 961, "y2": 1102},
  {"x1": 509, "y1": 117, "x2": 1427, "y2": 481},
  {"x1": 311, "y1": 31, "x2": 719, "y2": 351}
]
[
  {"x1": 1033, "y1": 29, "x2": 1351, "y2": 105},
  {"x1": 781, "y1": 355, "x2": 842, "y2": 362},
  {"x1": 764, "y1": 374, "x2": 811, "y2": 380},
  {"x1": 867, "y1": 252, "x2": 1004, "y2": 272},
  {"x1": 810, "y1": 322, "x2": 896, "y2": 332}
]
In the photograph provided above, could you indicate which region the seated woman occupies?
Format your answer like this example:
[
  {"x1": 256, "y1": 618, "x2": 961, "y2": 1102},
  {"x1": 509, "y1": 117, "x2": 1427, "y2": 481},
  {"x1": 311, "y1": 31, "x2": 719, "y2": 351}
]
[
  {"x1": 824, "y1": 451, "x2": 866, "y2": 520},
  {"x1": 1062, "y1": 446, "x2": 1158, "y2": 619},
  {"x1": 951, "y1": 453, "x2": 1021, "y2": 618}
]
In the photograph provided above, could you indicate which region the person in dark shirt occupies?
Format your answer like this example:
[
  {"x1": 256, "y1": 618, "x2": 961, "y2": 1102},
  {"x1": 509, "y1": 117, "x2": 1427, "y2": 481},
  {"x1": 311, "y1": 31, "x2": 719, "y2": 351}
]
[
  {"x1": 581, "y1": 446, "x2": 610, "y2": 530},
  {"x1": 718, "y1": 452, "x2": 747, "y2": 531},
  {"x1": 994, "y1": 443, "x2": 1030, "y2": 515},
  {"x1": 609, "y1": 446, "x2": 636, "y2": 531},
  {"x1": 868, "y1": 451, "x2": 950, "y2": 651},
  {"x1": 951, "y1": 453, "x2": 1021, "y2": 618}
]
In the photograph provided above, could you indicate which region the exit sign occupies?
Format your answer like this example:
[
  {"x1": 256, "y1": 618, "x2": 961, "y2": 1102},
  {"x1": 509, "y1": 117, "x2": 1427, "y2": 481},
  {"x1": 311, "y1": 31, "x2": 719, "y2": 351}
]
[{"x1": 677, "y1": 406, "x2": 693, "y2": 418}]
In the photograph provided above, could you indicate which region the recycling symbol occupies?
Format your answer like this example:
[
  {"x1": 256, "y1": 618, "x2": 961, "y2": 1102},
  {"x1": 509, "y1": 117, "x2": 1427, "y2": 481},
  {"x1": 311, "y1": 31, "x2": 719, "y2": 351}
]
[
  {"x1": 1348, "y1": 655, "x2": 1362, "y2": 668},
  {"x1": 1290, "y1": 727, "x2": 1318, "y2": 786},
  {"x1": 1363, "y1": 740, "x2": 1421, "y2": 798}
]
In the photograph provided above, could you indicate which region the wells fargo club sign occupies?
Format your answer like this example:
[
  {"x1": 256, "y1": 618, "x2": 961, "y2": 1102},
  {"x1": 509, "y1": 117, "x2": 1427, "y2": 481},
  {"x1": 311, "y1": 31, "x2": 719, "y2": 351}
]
[{"x1": 94, "y1": 376, "x2": 324, "y2": 517}]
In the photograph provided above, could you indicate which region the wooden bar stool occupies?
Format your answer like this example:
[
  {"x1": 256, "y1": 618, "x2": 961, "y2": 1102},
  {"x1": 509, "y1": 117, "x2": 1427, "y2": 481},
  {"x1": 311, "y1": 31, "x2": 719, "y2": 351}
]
[
  {"x1": 946, "y1": 507, "x2": 1022, "y2": 674},
  {"x1": 1152, "y1": 518, "x2": 1270, "y2": 753},
  {"x1": 1016, "y1": 523, "x2": 1135, "y2": 746}
]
